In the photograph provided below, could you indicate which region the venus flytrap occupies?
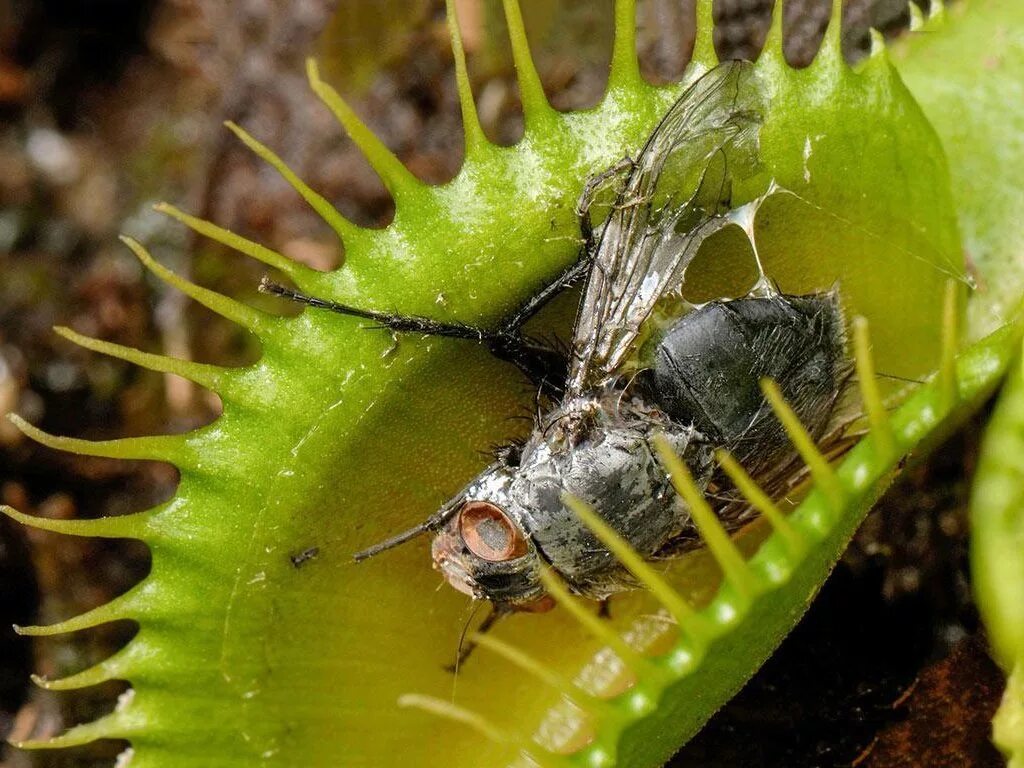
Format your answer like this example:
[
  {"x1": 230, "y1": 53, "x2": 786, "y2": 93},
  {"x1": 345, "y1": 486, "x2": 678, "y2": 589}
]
[{"x1": 3, "y1": 1, "x2": 1023, "y2": 767}]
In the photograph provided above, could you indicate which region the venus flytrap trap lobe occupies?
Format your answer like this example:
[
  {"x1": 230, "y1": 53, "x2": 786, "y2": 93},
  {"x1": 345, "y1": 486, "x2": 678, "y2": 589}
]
[{"x1": 3, "y1": 1, "x2": 1021, "y2": 767}]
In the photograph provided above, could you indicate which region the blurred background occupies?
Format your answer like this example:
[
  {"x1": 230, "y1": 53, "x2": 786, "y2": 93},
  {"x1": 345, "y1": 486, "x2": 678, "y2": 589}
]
[{"x1": 0, "y1": 0, "x2": 1006, "y2": 765}]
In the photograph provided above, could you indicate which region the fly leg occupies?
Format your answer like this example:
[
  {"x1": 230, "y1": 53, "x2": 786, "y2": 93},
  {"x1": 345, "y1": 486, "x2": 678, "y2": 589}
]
[
  {"x1": 259, "y1": 157, "x2": 633, "y2": 395},
  {"x1": 259, "y1": 279, "x2": 567, "y2": 396},
  {"x1": 577, "y1": 155, "x2": 634, "y2": 252},
  {"x1": 444, "y1": 602, "x2": 510, "y2": 673}
]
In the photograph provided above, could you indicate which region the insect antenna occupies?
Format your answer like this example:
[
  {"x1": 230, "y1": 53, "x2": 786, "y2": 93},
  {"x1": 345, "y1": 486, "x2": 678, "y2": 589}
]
[{"x1": 352, "y1": 505, "x2": 459, "y2": 562}]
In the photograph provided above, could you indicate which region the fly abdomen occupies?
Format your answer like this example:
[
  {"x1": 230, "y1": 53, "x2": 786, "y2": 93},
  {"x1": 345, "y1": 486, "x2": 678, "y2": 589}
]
[{"x1": 639, "y1": 292, "x2": 847, "y2": 479}]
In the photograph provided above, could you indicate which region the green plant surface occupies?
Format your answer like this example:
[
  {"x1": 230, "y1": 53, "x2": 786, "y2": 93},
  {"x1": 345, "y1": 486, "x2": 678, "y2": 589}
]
[
  {"x1": 971, "y1": 343, "x2": 1024, "y2": 764},
  {"x1": 894, "y1": 0, "x2": 1024, "y2": 339},
  {"x1": 3, "y1": 1, "x2": 1023, "y2": 767}
]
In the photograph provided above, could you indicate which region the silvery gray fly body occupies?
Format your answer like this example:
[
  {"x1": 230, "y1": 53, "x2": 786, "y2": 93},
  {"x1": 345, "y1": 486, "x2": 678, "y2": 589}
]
[{"x1": 263, "y1": 61, "x2": 849, "y2": 615}]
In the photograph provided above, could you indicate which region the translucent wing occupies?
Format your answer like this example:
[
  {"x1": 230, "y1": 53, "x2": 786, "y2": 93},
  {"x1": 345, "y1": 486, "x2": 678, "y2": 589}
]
[{"x1": 566, "y1": 61, "x2": 764, "y2": 397}]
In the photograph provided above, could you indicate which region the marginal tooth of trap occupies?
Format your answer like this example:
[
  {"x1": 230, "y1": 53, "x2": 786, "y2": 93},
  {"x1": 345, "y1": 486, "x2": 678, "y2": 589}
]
[
  {"x1": 305, "y1": 59, "x2": 423, "y2": 201},
  {"x1": 223, "y1": 120, "x2": 360, "y2": 246},
  {"x1": 11, "y1": 709, "x2": 137, "y2": 751},
  {"x1": 928, "y1": 0, "x2": 945, "y2": 23},
  {"x1": 444, "y1": 0, "x2": 487, "y2": 153},
  {"x1": 713, "y1": 449, "x2": 808, "y2": 558},
  {"x1": 470, "y1": 632, "x2": 616, "y2": 720},
  {"x1": 32, "y1": 644, "x2": 136, "y2": 691},
  {"x1": 608, "y1": 0, "x2": 642, "y2": 92},
  {"x1": 561, "y1": 493, "x2": 712, "y2": 643},
  {"x1": 760, "y1": 0, "x2": 786, "y2": 65},
  {"x1": 816, "y1": 0, "x2": 845, "y2": 67},
  {"x1": 1, "y1": 503, "x2": 149, "y2": 540},
  {"x1": 8, "y1": 412, "x2": 190, "y2": 467},
  {"x1": 538, "y1": 568, "x2": 654, "y2": 681},
  {"x1": 908, "y1": 1, "x2": 925, "y2": 32},
  {"x1": 691, "y1": 0, "x2": 718, "y2": 70},
  {"x1": 868, "y1": 28, "x2": 887, "y2": 59},
  {"x1": 15, "y1": 590, "x2": 139, "y2": 637},
  {"x1": 760, "y1": 379, "x2": 845, "y2": 509},
  {"x1": 939, "y1": 280, "x2": 961, "y2": 411},
  {"x1": 397, "y1": 694, "x2": 570, "y2": 767},
  {"x1": 54, "y1": 325, "x2": 225, "y2": 393},
  {"x1": 154, "y1": 203, "x2": 308, "y2": 282},
  {"x1": 501, "y1": 0, "x2": 555, "y2": 126},
  {"x1": 652, "y1": 435, "x2": 759, "y2": 601},
  {"x1": 852, "y1": 317, "x2": 897, "y2": 462},
  {"x1": 121, "y1": 235, "x2": 266, "y2": 334}
]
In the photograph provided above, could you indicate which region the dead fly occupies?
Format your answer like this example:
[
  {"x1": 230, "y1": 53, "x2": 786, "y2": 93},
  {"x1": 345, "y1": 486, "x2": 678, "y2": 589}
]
[{"x1": 263, "y1": 62, "x2": 848, "y2": 633}]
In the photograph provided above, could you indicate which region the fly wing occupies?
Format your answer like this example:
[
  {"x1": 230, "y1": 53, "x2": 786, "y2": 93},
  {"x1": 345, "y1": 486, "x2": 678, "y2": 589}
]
[{"x1": 566, "y1": 60, "x2": 764, "y2": 396}]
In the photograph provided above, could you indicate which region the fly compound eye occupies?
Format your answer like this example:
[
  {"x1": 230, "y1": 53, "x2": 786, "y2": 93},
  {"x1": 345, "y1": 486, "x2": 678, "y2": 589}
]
[{"x1": 458, "y1": 501, "x2": 528, "y2": 562}]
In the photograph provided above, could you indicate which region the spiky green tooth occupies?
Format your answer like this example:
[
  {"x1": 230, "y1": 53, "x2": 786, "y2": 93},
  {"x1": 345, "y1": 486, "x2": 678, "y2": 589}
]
[
  {"x1": 759, "y1": 0, "x2": 786, "y2": 67},
  {"x1": 868, "y1": 27, "x2": 887, "y2": 59},
  {"x1": 812, "y1": 0, "x2": 846, "y2": 68},
  {"x1": 444, "y1": 0, "x2": 488, "y2": 154},
  {"x1": 760, "y1": 379, "x2": 846, "y2": 508},
  {"x1": 54, "y1": 325, "x2": 226, "y2": 393},
  {"x1": 538, "y1": 568, "x2": 654, "y2": 682},
  {"x1": 398, "y1": 694, "x2": 513, "y2": 748},
  {"x1": 223, "y1": 121, "x2": 361, "y2": 246},
  {"x1": 561, "y1": 494, "x2": 712, "y2": 643},
  {"x1": 0, "y1": 503, "x2": 150, "y2": 539},
  {"x1": 501, "y1": 0, "x2": 557, "y2": 127},
  {"x1": 305, "y1": 59, "x2": 424, "y2": 203},
  {"x1": 690, "y1": 0, "x2": 718, "y2": 69},
  {"x1": 31, "y1": 643, "x2": 136, "y2": 691},
  {"x1": 15, "y1": 589, "x2": 141, "y2": 637},
  {"x1": 852, "y1": 317, "x2": 898, "y2": 462},
  {"x1": 13, "y1": 694, "x2": 141, "y2": 750},
  {"x1": 471, "y1": 632, "x2": 616, "y2": 721},
  {"x1": 120, "y1": 236, "x2": 268, "y2": 335},
  {"x1": 939, "y1": 279, "x2": 962, "y2": 410},
  {"x1": 608, "y1": 0, "x2": 642, "y2": 94},
  {"x1": 714, "y1": 449, "x2": 808, "y2": 558},
  {"x1": 909, "y1": 1, "x2": 926, "y2": 32},
  {"x1": 153, "y1": 203, "x2": 309, "y2": 283},
  {"x1": 8, "y1": 412, "x2": 192, "y2": 467},
  {"x1": 653, "y1": 436, "x2": 760, "y2": 601}
]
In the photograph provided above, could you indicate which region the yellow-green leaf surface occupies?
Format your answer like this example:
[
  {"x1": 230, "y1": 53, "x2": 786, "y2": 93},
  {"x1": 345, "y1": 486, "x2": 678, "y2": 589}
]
[{"x1": 5, "y1": 2, "x2": 1023, "y2": 767}]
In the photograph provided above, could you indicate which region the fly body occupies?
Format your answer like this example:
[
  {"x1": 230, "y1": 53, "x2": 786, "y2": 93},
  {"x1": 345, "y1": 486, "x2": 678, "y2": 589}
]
[{"x1": 263, "y1": 60, "x2": 850, "y2": 615}]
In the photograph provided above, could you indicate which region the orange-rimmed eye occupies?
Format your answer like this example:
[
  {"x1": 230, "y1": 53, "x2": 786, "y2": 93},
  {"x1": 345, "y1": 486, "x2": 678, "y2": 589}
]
[{"x1": 458, "y1": 501, "x2": 528, "y2": 562}]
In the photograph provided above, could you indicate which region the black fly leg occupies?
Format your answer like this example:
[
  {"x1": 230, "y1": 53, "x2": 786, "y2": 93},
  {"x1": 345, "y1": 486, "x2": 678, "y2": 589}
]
[
  {"x1": 259, "y1": 279, "x2": 492, "y2": 341},
  {"x1": 260, "y1": 279, "x2": 566, "y2": 395},
  {"x1": 259, "y1": 158, "x2": 633, "y2": 396},
  {"x1": 576, "y1": 156, "x2": 634, "y2": 252},
  {"x1": 444, "y1": 602, "x2": 510, "y2": 673}
]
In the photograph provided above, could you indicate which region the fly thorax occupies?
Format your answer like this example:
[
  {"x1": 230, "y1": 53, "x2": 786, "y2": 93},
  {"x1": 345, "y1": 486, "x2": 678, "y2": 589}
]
[{"x1": 510, "y1": 402, "x2": 713, "y2": 599}]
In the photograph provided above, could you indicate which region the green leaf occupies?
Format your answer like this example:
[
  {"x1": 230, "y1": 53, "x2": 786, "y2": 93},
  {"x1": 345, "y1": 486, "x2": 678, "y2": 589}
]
[{"x1": 6, "y1": 2, "x2": 1024, "y2": 767}]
